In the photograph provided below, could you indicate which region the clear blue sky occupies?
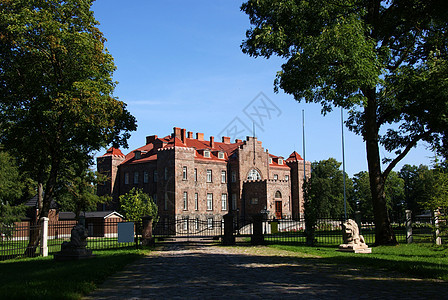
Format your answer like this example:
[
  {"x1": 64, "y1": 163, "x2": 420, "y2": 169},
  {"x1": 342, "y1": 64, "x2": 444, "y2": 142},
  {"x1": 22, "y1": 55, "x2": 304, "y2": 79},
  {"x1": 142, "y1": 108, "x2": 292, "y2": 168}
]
[{"x1": 91, "y1": 0, "x2": 434, "y2": 176}]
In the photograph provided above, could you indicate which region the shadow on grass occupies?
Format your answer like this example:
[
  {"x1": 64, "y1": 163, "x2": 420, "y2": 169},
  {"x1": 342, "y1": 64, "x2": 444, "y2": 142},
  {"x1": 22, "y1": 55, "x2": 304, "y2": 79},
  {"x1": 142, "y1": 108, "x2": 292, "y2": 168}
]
[{"x1": 0, "y1": 250, "x2": 145, "y2": 300}]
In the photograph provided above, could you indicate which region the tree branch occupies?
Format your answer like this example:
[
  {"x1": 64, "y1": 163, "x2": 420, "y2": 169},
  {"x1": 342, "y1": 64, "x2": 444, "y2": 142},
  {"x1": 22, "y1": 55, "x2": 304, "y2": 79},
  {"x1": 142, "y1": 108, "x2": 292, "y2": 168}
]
[{"x1": 382, "y1": 131, "x2": 432, "y2": 180}]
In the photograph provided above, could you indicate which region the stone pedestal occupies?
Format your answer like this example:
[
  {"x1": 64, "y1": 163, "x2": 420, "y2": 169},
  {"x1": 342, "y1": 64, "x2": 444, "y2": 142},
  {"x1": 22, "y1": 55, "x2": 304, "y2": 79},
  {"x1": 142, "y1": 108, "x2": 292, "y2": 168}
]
[
  {"x1": 54, "y1": 224, "x2": 94, "y2": 261},
  {"x1": 251, "y1": 214, "x2": 265, "y2": 245},
  {"x1": 142, "y1": 216, "x2": 154, "y2": 246},
  {"x1": 222, "y1": 213, "x2": 235, "y2": 246},
  {"x1": 337, "y1": 219, "x2": 371, "y2": 254}
]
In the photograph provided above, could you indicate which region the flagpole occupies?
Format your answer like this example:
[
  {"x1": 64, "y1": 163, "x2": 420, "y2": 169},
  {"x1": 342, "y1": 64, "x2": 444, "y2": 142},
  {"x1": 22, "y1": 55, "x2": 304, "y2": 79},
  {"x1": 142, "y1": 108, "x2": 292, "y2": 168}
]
[
  {"x1": 302, "y1": 109, "x2": 306, "y2": 180},
  {"x1": 341, "y1": 107, "x2": 347, "y2": 220}
]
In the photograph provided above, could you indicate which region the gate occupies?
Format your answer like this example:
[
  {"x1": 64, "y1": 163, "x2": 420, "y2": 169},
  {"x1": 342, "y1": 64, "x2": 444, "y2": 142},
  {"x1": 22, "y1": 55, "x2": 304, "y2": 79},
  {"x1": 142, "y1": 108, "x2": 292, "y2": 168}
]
[{"x1": 153, "y1": 218, "x2": 223, "y2": 240}]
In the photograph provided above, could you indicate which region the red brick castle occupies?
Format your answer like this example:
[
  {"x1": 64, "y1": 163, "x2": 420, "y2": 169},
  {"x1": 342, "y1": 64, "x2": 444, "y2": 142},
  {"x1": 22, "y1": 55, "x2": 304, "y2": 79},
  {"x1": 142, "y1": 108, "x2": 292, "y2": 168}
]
[{"x1": 97, "y1": 127, "x2": 310, "y2": 223}]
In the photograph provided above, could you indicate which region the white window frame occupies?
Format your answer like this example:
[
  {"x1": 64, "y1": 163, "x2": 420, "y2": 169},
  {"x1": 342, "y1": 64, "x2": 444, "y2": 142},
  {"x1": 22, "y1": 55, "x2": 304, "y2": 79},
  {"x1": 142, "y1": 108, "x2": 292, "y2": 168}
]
[
  {"x1": 278, "y1": 158, "x2": 283, "y2": 165},
  {"x1": 143, "y1": 171, "x2": 149, "y2": 183},
  {"x1": 221, "y1": 194, "x2": 227, "y2": 211},
  {"x1": 204, "y1": 150, "x2": 210, "y2": 158},
  {"x1": 183, "y1": 191, "x2": 188, "y2": 210},
  {"x1": 194, "y1": 193, "x2": 198, "y2": 211},
  {"x1": 206, "y1": 169, "x2": 212, "y2": 182},
  {"x1": 194, "y1": 168, "x2": 197, "y2": 181},
  {"x1": 285, "y1": 175, "x2": 289, "y2": 181},
  {"x1": 218, "y1": 152, "x2": 224, "y2": 159},
  {"x1": 221, "y1": 170, "x2": 226, "y2": 183},
  {"x1": 207, "y1": 193, "x2": 213, "y2": 210},
  {"x1": 273, "y1": 174, "x2": 278, "y2": 180},
  {"x1": 182, "y1": 166, "x2": 187, "y2": 180}
]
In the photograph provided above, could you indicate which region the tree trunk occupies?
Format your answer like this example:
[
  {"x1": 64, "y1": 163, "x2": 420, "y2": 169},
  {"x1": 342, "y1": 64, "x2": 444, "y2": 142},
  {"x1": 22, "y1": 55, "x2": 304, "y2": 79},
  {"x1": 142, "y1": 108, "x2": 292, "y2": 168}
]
[
  {"x1": 364, "y1": 89, "x2": 397, "y2": 245},
  {"x1": 25, "y1": 182, "x2": 43, "y2": 256}
]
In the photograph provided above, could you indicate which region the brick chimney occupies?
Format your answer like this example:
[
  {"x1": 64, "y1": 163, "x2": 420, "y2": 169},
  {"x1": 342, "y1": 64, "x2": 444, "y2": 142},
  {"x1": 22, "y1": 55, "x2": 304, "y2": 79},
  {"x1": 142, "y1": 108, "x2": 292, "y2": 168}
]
[
  {"x1": 210, "y1": 136, "x2": 215, "y2": 148},
  {"x1": 187, "y1": 131, "x2": 193, "y2": 138},
  {"x1": 173, "y1": 127, "x2": 181, "y2": 139},
  {"x1": 181, "y1": 128, "x2": 186, "y2": 144},
  {"x1": 196, "y1": 132, "x2": 204, "y2": 141},
  {"x1": 222, "y1": 136, "x2": 231, "y2": 144},
  {"x1": 146, "y1": 135, "x2": 158, "y2": 144}
]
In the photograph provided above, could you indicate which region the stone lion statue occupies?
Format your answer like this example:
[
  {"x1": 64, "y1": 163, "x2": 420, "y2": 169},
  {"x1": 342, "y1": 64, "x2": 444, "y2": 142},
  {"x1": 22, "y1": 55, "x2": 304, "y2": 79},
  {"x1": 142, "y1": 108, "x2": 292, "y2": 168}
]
[
  {"x1": 339, "y1": 219, "x2": 369, "y2": 252},
  {"x1": 61, "y1": 224, "x2": 88, "y2": 250}
]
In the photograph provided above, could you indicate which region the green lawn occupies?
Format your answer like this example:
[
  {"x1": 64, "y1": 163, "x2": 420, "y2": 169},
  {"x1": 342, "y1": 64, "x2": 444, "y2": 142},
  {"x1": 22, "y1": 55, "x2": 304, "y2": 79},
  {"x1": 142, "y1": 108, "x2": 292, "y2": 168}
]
[
  {"x1": 0, "y1": 247, "x2": 150, "y2": 300},
  {"x1": 270, "y1": 243, "x2": 448, "y2": 281}
]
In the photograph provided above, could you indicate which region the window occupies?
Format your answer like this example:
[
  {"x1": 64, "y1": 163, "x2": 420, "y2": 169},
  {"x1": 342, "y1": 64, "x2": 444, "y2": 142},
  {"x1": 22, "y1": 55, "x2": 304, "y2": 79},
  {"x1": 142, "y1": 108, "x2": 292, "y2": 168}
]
[
  {"x1": 194, "y1": 193, "x2": 198, "y2": 211},
  {"x1": 182, "y1": 166, "x2": 187, "y2": 180},
  {"x1": 144, "y1": 171, "x2": 149, "y2": 183},
  {"x1": 204, "y1": 150, "x2": 210, "y2": 158},
  {"x1": 285, "y1": 175, "x2": 289, "y2": 181},
  {"x1": 207, "y1": 193, "x2": 213, "y2": 210},
  {"x1": 153, "y1": 194, "x2": 157, "y2": 204},
  {"x1": 231, "y1": 171, "x2": 236, "y2": 183},
  {"x1": 124, "y1": 172, "x2": 129, "y2": 185},
  {"x1": 221, "y1": 194, "x2": 227, "y2": 211},
  {"x1": 221, "y1": 170, "x2": 226, "y2": 183},
  {"x1": 269, "y1": 157, "x2": 273, "y2": 164},
  {"x1": 247, "y1": 169, "x2": 261, "y2": 180},
  {"x1": 183, "y1": 192, "x2": 188, "y2": 210},
  {"x1": 250, "y1": 197, "x2": 258, "y2": 205},
  {"x1": 232, "y1": 194, "x2": 237, "y2": 210},
  {"x1": 194, "y1": 168, "x2": 197, "y2": 181},
  {"x1": 134, "y1": 172, "x2": 139, "y2": 184},
  {"x1": 278, "y1": 158, "x2": 283, "y2": 165},
  {"x1": 207, "y1": 218, "x2": 213, "y2": 229},
  {"x1": 164, "y1": 167, "x2": 168, "y2": 180},
  {"x1": 195, "y1": 218, "x2": 199, "y2": 230},
  {"x1": 154, "y1": 170, "x2": 158, "y2": 182},
  {"x1": 183, "y1": 217, "x2": 188, "y2": 231},
  {"x1": 273, "y1": 174, "x2": 278, "y2": 180},
  {"x1": 218, "y1": 152, "x2": 224, "y2": 159},
  {"x1": 206, "y1": 169, "x2": 212, "y2": 182},
  {"x1": 275, "y1": 191, "x2": 282, "y2": 198},
  {"x1": 134, "y1": 151, "x2": 141, "y2": 159}
]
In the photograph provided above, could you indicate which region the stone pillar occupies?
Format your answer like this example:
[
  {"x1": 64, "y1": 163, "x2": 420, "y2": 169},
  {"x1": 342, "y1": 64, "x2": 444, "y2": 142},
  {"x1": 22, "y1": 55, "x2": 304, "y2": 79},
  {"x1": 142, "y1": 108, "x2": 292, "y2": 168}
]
[
  {"x1": 434, "y1": 210, "x2": 442, "y2": 246},
  {"x1": 222, "y1": 213, "x2": 235, "y2": 245},
  {"x1": 251, "y1": 214, "x2": 264, "y2": 245},
  {"x1": 40, "y1": 217, "x2": 49, "y2": 257},
  {"x1": 405, "y1": 210, "x2": 413, "y2": 244},
  {"x1": 142, "y1": 216, "x2": 154, "y2": 246}
]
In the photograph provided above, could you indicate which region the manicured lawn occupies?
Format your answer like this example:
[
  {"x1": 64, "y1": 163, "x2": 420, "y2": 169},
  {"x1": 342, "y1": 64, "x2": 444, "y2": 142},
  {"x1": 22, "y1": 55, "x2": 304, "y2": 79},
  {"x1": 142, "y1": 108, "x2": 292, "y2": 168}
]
[
  {"x1": 0, "y1": 247, "x2": 150, "y2": 300},
  {"x1": 270, "y1": 243, "x2": 448, "y2": 281}
]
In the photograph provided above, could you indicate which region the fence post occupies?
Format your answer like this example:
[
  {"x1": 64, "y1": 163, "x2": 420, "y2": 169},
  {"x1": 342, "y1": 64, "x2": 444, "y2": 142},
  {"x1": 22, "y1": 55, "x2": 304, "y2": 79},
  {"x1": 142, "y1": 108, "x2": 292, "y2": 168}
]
[
  {"x1": 405, "y1": 210, "x2": 413, "y2": 244},
  {"x1": 355, "y1": 211, "x2": 362, "y2": 232},
  {"x1": 222, "y1": 213, "x2": 235, "y2": 245},
  {"x1": 141, "y1": 216, "x2": 154, "y2": 246},
  {"x1": 434, "y1": 209, "x2": 442, "y2": 246},
  {"x1": 40, "y1": 217, "x2": 49, "y2": 257},
  {"x1": 251, "y1": 214, "x2": 264, "y2": 245}
]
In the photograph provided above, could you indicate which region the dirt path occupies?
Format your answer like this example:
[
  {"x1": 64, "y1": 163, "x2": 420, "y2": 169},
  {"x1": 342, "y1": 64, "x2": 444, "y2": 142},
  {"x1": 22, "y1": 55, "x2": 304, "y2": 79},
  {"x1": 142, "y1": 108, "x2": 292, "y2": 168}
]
[{"x1": 85, "y1": 242, "x2": 447, "y2": 299}]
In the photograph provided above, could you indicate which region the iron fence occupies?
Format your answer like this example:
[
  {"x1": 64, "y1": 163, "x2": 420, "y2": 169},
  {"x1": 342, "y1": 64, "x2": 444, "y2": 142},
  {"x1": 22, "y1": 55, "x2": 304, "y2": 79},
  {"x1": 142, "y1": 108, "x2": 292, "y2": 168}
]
[
  {"x1": 153, "y1": 218, "x2": 223, "y2": 239},
  {"x1": 0, "y1": 222, "x2": 40, "y2": 261}
]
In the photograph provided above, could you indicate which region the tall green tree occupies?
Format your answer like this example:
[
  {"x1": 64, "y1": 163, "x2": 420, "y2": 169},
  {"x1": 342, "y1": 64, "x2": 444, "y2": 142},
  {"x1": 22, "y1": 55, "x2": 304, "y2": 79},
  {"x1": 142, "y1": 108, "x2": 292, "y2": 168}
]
[
  {"x1": 0, "y1": 0, "x2": 136, "y2": 254},
  {"x1": 241, "y1": 0, "x2": 448, "y2": 245},
  {"x1": 119, "y1": 188, "x2": 158, "y2": 224},
  {"x1": 399, "y1": 164, "x2": 430, "y2": 216}
]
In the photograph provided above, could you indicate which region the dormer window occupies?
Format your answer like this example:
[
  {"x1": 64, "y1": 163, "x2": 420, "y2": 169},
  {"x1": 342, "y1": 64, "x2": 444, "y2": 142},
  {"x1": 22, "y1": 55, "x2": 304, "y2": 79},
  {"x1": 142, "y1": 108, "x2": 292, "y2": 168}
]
[
  {"x1": 134, "y1": 151, "x2": 141, "y2": 160},
  {"x1": 204, "y1": 150, "x2": 210, "y2": 158},
  {"x1": 269, "y1": 157, "x2": 273, "y2": 164},
  {"x1": 278, "y1": 158, "x2": 283, "y2": 165},
  {"x1": 218, "y1": 152, "x2": 224, "y2": 159}
]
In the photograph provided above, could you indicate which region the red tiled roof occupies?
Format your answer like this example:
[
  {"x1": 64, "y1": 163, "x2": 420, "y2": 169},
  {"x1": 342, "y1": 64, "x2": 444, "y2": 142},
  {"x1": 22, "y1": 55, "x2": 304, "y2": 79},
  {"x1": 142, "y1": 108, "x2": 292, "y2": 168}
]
[
  {"x1": 286, "y1": 151, "x2": 303, "y2": 162},
  {"x1": 101, "y1": 147, "x2": 125, "y2": 157}
]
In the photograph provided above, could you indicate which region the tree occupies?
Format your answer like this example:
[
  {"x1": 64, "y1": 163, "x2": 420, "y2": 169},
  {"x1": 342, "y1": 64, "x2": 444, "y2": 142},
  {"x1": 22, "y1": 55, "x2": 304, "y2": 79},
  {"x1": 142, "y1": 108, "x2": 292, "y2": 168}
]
[
  {"x1": 399, "y1": 164, "x2": 430, "y2": 216},
  {"x1": 241, "y1": 0, "x2": 448, "y2": 245},
  {"x1": 303, "y1": 158, "x2": 353, "y2": 245},
  {"x1": 0, "y1": 0, "x2": 136, "y2": 254},
  {"x1": 119, "y1": 188, "x2": 158, "y2": 224}
]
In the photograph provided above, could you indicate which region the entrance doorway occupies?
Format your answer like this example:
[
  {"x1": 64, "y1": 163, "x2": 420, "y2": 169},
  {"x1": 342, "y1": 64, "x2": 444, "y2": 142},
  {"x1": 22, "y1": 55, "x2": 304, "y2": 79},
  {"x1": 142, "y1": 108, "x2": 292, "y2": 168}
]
[{"x1": 275, "y1": 201, "x2": 282, "y2": 219}]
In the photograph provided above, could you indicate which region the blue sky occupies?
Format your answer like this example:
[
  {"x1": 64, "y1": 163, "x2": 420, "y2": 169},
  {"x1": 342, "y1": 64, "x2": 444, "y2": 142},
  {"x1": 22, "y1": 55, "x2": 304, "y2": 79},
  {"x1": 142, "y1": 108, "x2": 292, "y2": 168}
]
[{"x1": 91, "y1": 0, "x2": 434, "y2": 176}]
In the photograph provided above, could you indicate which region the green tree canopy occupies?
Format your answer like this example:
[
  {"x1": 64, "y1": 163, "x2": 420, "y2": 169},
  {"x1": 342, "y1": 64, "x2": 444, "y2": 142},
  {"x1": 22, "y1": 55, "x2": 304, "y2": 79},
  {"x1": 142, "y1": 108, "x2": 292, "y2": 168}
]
[
  {"x1": 119, "y1": 188, "x2": 158, "y2": 224},
  {"x1": 0, "y1": 0, "x2": 137, "y2": 222},
  {"x1": 241, "y1": 0, "x2": 448, "y2": 245}
]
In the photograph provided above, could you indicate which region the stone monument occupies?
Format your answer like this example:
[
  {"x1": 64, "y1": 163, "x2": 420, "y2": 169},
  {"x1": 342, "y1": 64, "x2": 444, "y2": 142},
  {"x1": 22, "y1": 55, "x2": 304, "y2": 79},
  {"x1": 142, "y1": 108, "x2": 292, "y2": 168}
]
[
  {"x1": 338, "y1": 219, "x2": 371, "y2": 253},
  {"x1": 54, "y1": 224, "x2": 94, "y2": 261}
]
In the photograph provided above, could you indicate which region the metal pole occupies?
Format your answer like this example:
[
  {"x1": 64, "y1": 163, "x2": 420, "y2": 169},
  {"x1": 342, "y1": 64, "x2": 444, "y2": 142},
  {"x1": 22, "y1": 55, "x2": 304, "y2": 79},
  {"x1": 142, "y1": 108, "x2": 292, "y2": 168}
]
[
  {"x1": 302, "y1": 109, "x2": 306, "y2": 180},
  {"x1": 341, "y1": 108, "x2": 347, "y2": 220}
]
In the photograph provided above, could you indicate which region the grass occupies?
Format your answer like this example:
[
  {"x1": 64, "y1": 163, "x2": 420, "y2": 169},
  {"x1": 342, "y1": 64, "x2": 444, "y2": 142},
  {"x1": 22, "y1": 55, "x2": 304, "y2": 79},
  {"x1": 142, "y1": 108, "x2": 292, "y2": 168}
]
[
  {"x1": 270, "y1": 243, "x2": 448, "y2": 281},
  {"x1": 0, "y1": 247, "x2": 150, "y2": 300}
]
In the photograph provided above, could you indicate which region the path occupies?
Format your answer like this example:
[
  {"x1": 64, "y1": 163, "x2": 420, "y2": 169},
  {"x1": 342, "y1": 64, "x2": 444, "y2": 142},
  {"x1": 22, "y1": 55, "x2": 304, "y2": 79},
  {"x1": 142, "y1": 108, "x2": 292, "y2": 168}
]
[{"x1": 85, "y1": 242, "x2": 447, "y2": 299}]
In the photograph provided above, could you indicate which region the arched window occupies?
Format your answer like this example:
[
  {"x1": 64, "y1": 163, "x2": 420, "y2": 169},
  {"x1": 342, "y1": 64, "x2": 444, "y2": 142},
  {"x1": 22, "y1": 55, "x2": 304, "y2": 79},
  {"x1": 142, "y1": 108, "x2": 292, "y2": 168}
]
[
  {"x1": 247, "y1": 169, "x2": 261, "y2": 180},
  {"x1": 275, "y1": 191, "x2": 282, "y2": 198}
]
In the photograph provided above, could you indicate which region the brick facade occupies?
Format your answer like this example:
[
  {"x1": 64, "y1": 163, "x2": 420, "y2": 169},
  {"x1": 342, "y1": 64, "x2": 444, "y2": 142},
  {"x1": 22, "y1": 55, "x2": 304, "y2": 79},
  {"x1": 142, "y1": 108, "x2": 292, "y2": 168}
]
[{"x1": 97, "y1": 127, "x2": 310, "y2": 221}]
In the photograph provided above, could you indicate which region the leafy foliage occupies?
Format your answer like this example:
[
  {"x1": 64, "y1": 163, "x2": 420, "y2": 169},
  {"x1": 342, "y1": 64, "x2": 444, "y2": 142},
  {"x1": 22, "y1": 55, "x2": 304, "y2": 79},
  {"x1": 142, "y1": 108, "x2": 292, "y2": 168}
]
[
  {"x1": 119, "y1": 188, "x2": 158, "y2": 223},
  {"x1": 241, "y1": 0, "x2": 448, "y2": 245},
  {"x1": 0, "y1": 0, "x2": 137, "y2": 222}
]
